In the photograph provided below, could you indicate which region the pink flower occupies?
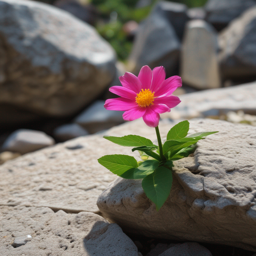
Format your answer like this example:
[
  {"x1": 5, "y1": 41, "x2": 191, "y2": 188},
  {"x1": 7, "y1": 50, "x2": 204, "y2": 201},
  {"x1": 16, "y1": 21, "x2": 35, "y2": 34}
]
[{"x1": 104, "y1": 65, "x2": 182, "y2": 127}]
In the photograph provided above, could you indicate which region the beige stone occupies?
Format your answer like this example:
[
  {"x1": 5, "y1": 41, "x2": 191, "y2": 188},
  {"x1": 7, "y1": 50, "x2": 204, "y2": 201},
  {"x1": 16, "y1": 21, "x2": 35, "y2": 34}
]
[
  {"x1": 98, "y1": 119, "x2": 256, "y2": 251},
  {"x1": 0, "y1": 206, "x2": 139, "y2": 256},
  {"x1": 162, "y1": 81, "x2": 256, "y2": 120},
  {"x1": 181, "y1": 20, "x2": 220, "y2": 89}
]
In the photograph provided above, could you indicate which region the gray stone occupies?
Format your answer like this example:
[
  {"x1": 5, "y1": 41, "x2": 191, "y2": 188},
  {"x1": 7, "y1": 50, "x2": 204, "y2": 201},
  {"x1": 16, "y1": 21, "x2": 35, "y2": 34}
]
[
  {"x1": 181, "y1": 20, "x2": 220, "y2": 89},
  {"x1": 156, "y1": 1, "x2": 189, "y2": 41},
  {"x1": 0, "y1": 0, "x2": 116, "y2": 118},
  {"x1": 146, "y1": 243, "x2": 173, "y2": 256},
  {"x1": 187, "y1": 7, "x2": 206, "y2": 20},
  {"x1": 160, "y1": 242, "x2": 211, "y2": 256},
  {"x1": 205, "y1": 0, "x2": 256, "y2": 31},
  {"x1": 12, "y1": 235, "x2": 32, "y2": 248},
  {"x1": 97, "y1": 119, "x2": 256, "y2": 251},
  {"x1": 219, "y1": 7, "x2": 256, "y2": 81},
  {"x1": 162, "y1": 81, "x2": 256, "y2": 120},
  {"x1": 128, "y1": 2, "x2": 180, "y2": 76},
  {"x1": 74, "y1": 100, "x2": 124, "y2": 133},
  {"x1": 1, "y1": 129, "x2": 54, "y2": 154},
  {"x1": 159, "y1": 243, "x2": 212, "y2": 256},
  {"x1": 54, "y1": 123, "x2": 89, "y2": 141},
  {"x1": 0, "y1": 206, "x2": 139, "y2": 255}
]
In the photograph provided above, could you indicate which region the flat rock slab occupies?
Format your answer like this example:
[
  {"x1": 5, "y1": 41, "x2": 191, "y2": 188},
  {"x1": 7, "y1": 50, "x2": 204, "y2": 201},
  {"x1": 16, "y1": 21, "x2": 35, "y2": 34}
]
[
  {"x1": 0, "y1": 119, "x2": 172, "y2": 213},
  {"x1": 0, "y1": 206, "x2": 138, "y2": 256},
  {"x1": 98, "y1": 120, "x2": 256, "y2": 251},
  {"x1": 162, "y1": 82, "x2": 256, "y2": 119}
]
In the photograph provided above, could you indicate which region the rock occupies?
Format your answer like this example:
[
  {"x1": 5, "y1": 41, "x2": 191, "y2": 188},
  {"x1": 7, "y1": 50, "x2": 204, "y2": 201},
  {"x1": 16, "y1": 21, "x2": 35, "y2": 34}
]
[
  {"x1": 54, "y1": 123, "x2": 89, "y2": 141},
  {"x1": 187, "y1": 7, "x2": 206, "y2": 20},
  {"x1": 0, "y1": 119, "x2": 175, "y2": 214},
  {"x1": 128, "y1": 1, "x2": 180, "y2": 76},
  {"x1": 161, "y1": 81, "x2": 256, "y2": 120},
  {"x1": 0, "y1": 151, "x2": 20, "y2": 165},
  {"x1": 97, "y1": 119, "x2": 256, "y2": 251},
  {"x1": 218, "y1": 7, "x2": 256, "y2": 81},
  {"x1": 157, "y1": 1, "x2": 189, "y2": 41},
  {"x1": 146, "y1": 243, "x2": 173, "y2": 256},
  {"x1": 205, "y1": 0, "x2": 256, "y2": 31},
  {"x1": 1, "y1": 129, "x2": 54, "y2": 154},
  {"x1": 74, "y1": 100, "x2": 124, "y2": 134},
  {"x1": 55, "y1": 0, "x2": 98, "y2": 25},
  {"x1": 0, "y1": 206, "x2": 139, "y2": 255},
  {"x1": 0, "y1": 0, "x2": 116, "y2": 119},
  {"x1": 181, "y1": 20, "x2": 220, "y2": 89},
  {"x1": 159, "y1": 243, "x2": 212, "y2": 256},
  {"x1": 12, "y1": 235, "x2": 32, "y2": 248}
]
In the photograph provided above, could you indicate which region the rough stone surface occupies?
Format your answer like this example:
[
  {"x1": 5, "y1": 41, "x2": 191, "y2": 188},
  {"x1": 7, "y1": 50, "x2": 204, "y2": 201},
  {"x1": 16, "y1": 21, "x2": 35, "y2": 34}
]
[
  {"x1": 205, "y1": 0, "x2": 256, "y2": 31},
  {"x1": 0, "y1": 206, "x2": 139, "y2": 256},
  {"x1": 74, "y1": 100, "x2": 124, "y2": 134},
  {"x1": 219, "y1": 7, "x2": 256, "y2": 81},
  {"x1": 0, "y1": 119, "x2": 173, "y2": 213},
  {"x1": 128, "y1": 1, "x2": 180, "y2": 76},
  {"x1": 0, "y1": 0, "x2": 116, "y2": 118},
  {"x1": 181, "y1": 20, "x2": 220, "y2": 89},
  {"x1": 1, "y1": 129, "x2": 54, "y2": 154},
  {"x1": 162, "y1": 82, "x2": 256, "y2": 120},
  {"x1": 54, "y1": 123, "x2": 89, "y2": 142},
  {"x1": 98, "y1": 119, "x2": 256, "y2": 251},
  {"x1": 159, "y1": 243, "x2": 212, "y2": 256}
]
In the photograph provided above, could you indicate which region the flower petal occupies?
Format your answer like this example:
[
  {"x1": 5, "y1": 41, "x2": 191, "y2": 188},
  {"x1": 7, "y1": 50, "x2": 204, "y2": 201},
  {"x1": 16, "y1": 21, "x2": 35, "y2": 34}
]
[
  {"x1": 143, "y1": 107, "x2": 160, "y2": 127},
  {"x1": 104, "y1": 98, "x2": 137, "y2": 111},
  {"x1": 151, "y1": 104, "x2": 170, "y2": 114},
  {"x1": 154, "y1": 96, "x2": 181, "y2": 108},
  {"x1": 109, "y1": 86, "x2": 137, "y2": 100},
  {"x1": 155, "y1": 76, "x2": 182, "y2": 97},
  {"x1": 119, "y1": 72, "x2": 141, "y2": 93},
  {"x1": 123, "y1": 106, "x2": 146, "y2": 121},
  {"x1": 151, "y1": 66, "x2": 166, "y2": 92},
  {"x1": 138, "y1": 65, "x2": 152, "y2": 90}
]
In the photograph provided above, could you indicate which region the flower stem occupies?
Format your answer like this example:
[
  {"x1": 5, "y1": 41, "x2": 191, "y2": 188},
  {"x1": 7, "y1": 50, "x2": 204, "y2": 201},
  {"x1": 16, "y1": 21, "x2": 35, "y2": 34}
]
[{"x1": 155, "y1": 126, "x2": 165, "y2": 161}]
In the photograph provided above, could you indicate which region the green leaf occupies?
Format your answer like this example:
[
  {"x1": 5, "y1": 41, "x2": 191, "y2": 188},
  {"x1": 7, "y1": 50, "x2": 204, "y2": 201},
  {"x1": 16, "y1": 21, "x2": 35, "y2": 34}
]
[
  {"x1": 104, "y1": 135, "x2": 154, "y2": 147},
  {"x1": 167, "y1": 120, "x2": 189, "y2": 140},
  {"x1": 132, "y1": 146, "x2": 162, "y2": 161},
  {"x1": 170, "y1": 144, "x2": 197, "y2": 160},
  {"x1": 163, "y1": 138, "x2": 198, "y2": 156},
  {"x1": 142, "y1": 166, "x2": 173, "y2": 210},
  {"x1": 98, "y1": 154, "x2": 138, "y2": 176},
  {"x1": 121, "y1": 160, "x2": 159, "y2": 179},
  {"x1": 186, "y1": 131, "x2": 218, "y2": 140}
]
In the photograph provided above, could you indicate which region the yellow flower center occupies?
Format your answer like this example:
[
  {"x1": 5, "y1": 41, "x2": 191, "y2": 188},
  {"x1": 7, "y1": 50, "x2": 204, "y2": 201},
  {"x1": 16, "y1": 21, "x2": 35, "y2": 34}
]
[{"x1": 136, "y1": 89, "x2": 155, "y2": 108}]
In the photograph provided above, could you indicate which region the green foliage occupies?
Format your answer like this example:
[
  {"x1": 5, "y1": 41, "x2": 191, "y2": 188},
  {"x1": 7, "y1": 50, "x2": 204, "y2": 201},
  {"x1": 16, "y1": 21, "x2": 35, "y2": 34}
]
[
  {"x1": 142, "y1": 166, "x2": 173, "y2": 210},
  {"x1": 98, "y1": 154, "x2": 138, "y2": 175},
  {"x1": 167, "y1": 120, "x2": 189, "y2": 140},
  {"x1": 99, "y1": 122, "x2": 217, "y2": 210},
  {"x1": 104, "y1": 135, "x2": 154, "y2": 147},
  {"x1": 121, "y1": 160, "x2": 159, "y2": 179}
]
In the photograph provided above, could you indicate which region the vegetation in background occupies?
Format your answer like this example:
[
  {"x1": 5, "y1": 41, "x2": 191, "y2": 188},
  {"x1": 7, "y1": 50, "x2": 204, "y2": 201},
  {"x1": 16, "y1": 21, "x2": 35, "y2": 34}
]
[
  {"x1": 34, "y1": 0, "x2": 208, "y2": 60},
  {"x1": 91, "y1": 0, "x2": 208, "y2": 60}
]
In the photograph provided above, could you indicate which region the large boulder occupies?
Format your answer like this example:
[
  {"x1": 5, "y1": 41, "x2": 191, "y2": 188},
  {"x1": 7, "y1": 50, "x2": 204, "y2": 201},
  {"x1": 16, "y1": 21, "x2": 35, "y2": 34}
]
[
  {"x1": 205, "y1": 0, "x2": 256, "y2": 31},
  {"x1": 0, "y1": 206, "x2": 139, "y2": 255},
  {"x1": 98, "y1": 119, "x2": 256, "y2": 251},
  {"x1": 218, "y1": 7, "x2": 256, "y2": 81},
  {"x1": 128, "y1": 1, "x2": 180, "y2": 76},
  {"x1": 0, "y1": 0, "x2": 116, "y2": 121},
  {"x1": 162, "y1": 81, "x2": 256, "y2": 120},
  {"x1": 181, "y1": 20, "x2": 220, "y2": 89}
]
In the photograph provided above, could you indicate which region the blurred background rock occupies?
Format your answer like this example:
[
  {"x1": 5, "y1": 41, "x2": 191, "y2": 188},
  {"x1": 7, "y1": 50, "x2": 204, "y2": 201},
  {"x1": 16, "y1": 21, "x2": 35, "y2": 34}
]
[{"x1": 0, "y1": 0, "x2": 256, "y2": 160}]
